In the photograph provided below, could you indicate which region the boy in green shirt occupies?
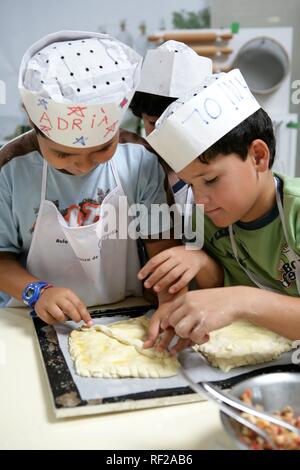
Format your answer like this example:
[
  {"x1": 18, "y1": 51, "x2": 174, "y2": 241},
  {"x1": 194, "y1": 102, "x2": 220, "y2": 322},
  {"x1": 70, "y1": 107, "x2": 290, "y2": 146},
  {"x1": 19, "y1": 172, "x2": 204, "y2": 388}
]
[{"x1": 139, "y1": 69, "x2": 300, "y2": 352}]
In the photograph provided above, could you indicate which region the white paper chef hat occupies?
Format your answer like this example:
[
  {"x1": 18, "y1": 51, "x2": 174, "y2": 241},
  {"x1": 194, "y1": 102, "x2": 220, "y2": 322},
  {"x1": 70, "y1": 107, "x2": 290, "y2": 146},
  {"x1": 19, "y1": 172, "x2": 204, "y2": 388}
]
[
  {"x1": 19, "y1": 31, "x2": 142, "y2": 148},
  {"x1": 137, "y1": 40, "x2": 212, "y2": 98},
  {"x1": 146, "y1": 69, "x2": 261, "y2": 173}
]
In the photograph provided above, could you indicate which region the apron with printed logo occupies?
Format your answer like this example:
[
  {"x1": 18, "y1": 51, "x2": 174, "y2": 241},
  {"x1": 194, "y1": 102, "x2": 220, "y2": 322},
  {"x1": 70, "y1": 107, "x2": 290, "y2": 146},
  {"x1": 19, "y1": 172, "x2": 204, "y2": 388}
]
[{"x1": 7, "y1": 158, "x2": 142, "y2": 307}]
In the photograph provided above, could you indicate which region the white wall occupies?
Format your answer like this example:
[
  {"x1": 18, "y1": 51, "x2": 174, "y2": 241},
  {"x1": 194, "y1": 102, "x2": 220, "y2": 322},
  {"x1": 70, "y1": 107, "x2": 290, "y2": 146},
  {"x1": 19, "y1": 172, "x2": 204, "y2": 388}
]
[{"x1": 0, "y1": 0, "x2": 208, "y2": 138}]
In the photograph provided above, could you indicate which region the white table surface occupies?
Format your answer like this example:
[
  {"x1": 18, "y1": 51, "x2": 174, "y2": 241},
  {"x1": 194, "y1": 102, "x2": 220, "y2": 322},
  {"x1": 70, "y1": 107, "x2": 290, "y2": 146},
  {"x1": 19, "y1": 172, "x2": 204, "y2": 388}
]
[{"x1": 0, "y1": 297, "x2": 234, "y2": 450}]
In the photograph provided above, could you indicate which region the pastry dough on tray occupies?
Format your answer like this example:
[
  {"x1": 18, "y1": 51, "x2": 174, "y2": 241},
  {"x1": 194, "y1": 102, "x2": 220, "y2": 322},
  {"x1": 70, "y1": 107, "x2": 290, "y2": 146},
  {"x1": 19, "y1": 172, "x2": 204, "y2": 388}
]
[
  {"x1": 193, "y1": 320, "x2": 293, "y2": 372},
  {"x1": 69, "y1": 315, "x2": 179, "y2": 378}
]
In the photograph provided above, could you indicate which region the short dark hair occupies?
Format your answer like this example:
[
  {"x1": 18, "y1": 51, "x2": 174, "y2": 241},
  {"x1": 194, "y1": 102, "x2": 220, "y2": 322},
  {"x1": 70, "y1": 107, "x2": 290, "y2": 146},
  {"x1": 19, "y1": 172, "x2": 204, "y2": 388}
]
[
  {"x1": 130, "y1": 91, "x2": 176, "y2": 118},
  {"x1": 199, "y1": 108, "x2": 276, "y2": 169}
]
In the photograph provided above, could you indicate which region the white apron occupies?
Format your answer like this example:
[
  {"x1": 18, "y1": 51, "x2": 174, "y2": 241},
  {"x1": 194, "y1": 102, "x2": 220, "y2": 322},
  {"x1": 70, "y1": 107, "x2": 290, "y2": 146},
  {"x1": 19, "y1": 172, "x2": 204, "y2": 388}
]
[
  {"x1": 8, "y1": 158, "x2": 142, "y2": 307},
  {"x1": 229, "y1": 177, "x2": 300, "y2": 295},
  {"x1": 173, "y1": 182, "x2": 189, "y2": 209}
]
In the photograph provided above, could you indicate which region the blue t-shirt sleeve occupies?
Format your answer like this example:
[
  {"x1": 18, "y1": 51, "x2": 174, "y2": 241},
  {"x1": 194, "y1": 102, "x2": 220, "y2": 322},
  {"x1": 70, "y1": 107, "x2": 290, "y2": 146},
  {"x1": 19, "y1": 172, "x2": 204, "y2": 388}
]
[{"x1": 0, "y1": 168, "x2": 22, "y2": 254}]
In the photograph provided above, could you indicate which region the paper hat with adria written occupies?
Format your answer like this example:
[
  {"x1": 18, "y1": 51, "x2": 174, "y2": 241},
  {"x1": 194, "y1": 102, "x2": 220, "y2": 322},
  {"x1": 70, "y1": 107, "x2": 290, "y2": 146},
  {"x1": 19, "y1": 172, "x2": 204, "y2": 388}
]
[
  {"x1": 146, "y1": 69, "x2": 261, "y2": 172},
  {"x1": 137, "y1": 40, "x2": 212, "y2": 98},
  {"x1": 19, "y1": 31, "x2": 142, "y2": 148}
]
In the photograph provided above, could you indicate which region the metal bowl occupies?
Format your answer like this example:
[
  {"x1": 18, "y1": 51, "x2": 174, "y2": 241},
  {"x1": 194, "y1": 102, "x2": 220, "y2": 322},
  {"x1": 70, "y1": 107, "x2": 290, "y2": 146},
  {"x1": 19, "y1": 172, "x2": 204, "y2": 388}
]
[{"x1": 220, "y1": 372, "x2": 300, "y2": 450}]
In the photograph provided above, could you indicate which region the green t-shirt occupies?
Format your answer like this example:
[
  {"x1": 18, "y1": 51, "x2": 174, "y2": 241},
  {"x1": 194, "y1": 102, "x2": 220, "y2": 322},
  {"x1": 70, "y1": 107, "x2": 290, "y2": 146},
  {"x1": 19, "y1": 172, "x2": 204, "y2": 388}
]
[{"x1": 199, "y1": 174, "x2": 300, "y2": 297}]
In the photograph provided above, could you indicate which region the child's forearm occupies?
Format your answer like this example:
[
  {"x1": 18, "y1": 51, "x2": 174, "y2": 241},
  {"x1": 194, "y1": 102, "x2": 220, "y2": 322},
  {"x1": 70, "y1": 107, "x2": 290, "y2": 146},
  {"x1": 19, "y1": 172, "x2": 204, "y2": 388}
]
[
  {"x1": 0, "y1": 253, "x2": 38, "y2": 301},
  {"x1": 240, "y1": 287, "x2": 300, "y2": 340},
  {"x1": 195, "y1": 251, "x2": 224, "y2": 289}
]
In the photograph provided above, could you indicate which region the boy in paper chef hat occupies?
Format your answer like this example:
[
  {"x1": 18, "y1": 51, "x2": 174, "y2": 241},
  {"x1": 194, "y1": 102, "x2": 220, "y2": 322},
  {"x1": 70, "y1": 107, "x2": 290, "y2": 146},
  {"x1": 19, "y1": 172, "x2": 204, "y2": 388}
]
[
  {"x1": 0, "y1": 31, "x2": 183, "y2": 330},
  {"x1": 139, "y1": 69, "x2": 300, "y2": 352}
]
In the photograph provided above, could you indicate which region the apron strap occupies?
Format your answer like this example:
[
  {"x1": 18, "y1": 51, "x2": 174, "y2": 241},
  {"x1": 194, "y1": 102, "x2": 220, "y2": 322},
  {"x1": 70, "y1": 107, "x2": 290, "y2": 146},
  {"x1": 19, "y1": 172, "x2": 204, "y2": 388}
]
[
  {"x1": 229, "y1": 176, "x2": 300, "y2": 295},
  {"x1": 183, "y1": 186, "x2": 193, "y2": 234},
  {"x1": 183, "y1": 186, "x2": 198, "y2": 246},
  {"x1": 228, "y1": 225, "x2": 277, "y2": 292}
]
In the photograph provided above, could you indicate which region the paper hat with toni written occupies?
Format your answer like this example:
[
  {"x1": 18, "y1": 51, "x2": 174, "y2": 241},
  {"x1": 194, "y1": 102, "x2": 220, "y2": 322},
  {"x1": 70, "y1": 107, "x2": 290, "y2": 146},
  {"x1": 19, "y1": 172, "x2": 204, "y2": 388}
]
[
  {"x1": 146, "y1": 69, "x2": 261, "y2": 173},
  {"x1": 18, "y1": 31, "x2": 142, "y2": 148},
  {"x1": 137, "y1": 40, "x2": 212, "y2": 98}
]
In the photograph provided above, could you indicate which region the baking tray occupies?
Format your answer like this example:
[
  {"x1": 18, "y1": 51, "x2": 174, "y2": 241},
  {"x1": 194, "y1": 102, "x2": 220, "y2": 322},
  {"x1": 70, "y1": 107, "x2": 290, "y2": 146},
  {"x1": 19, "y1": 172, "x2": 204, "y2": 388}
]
[{"x1": 32, "y1": 305, "x2": 299, "y2": 418}]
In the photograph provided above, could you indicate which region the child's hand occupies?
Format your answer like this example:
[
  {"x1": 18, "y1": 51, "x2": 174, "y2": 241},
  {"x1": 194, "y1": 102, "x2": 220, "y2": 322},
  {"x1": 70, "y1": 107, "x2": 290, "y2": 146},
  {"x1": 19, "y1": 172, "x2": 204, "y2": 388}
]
[
  {"x1": 138, "y1": 246, "x2": 204, "y2": 294},
  {"x1": 143, "y1": 302, "x2": 175, "y2": 350},
  {"x1": 34, "y1": 287, "x2": 93, "y2": 326},
  {"x1": 161, "y1": 287, "x2": 245, "y2": 354}
]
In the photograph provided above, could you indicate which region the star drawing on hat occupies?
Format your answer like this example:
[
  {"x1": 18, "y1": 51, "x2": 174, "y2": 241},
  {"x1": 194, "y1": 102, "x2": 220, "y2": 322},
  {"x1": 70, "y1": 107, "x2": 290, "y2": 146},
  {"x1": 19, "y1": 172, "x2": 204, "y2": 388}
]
[
  {"x1": 67, "y1": 106, "x2": 87, "y2": 117},
  {"x1": 73, "y1": 136, "x2": 88, "y2": 146},
  {"x1": 39, "y1": 124, "x2": 52, "y2": 136},
  {"x1": 37, "y1": 98, "x2": 49, "y2": 110}
]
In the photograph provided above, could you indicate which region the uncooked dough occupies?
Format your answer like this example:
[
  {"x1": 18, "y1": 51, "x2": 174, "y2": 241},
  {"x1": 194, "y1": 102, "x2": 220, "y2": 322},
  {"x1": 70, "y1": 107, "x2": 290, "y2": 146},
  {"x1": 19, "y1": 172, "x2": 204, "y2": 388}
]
[
  {"x1": 193, "y1": 320, "x2": 293, "y2": 372},
  {"x1": 69, "y1": 315, "x2": 179, "y2": 378}
]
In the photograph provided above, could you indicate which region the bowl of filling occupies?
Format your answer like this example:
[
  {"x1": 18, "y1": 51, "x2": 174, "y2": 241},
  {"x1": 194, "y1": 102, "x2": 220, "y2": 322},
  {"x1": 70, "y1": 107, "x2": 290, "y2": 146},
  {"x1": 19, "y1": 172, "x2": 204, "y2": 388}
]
[{"x1": 220, "y1": 372, "x2": 300, "y2": 450}]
